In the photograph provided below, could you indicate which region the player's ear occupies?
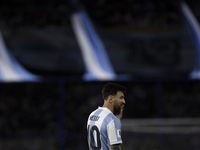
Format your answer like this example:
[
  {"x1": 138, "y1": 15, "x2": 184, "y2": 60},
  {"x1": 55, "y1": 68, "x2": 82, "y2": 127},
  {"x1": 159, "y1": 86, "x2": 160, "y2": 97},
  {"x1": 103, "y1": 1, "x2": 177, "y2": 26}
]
[{"x1": 108, "y1": 95, "x2": 113, "y2": 103}]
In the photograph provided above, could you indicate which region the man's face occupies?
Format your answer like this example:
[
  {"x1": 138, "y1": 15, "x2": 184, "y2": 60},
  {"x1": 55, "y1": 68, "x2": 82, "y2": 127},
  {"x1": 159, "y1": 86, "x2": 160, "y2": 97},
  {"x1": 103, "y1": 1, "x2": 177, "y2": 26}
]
[{"x1": 112, "y1": 91, "x2": 125, "y2": 116}]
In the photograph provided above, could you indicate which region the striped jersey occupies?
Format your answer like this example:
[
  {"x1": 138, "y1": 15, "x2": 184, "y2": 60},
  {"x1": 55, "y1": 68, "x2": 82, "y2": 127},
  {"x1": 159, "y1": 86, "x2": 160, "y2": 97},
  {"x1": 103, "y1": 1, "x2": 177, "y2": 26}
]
[{"x1": 87, "y1": 107, "x2": 122, "y2": 150}]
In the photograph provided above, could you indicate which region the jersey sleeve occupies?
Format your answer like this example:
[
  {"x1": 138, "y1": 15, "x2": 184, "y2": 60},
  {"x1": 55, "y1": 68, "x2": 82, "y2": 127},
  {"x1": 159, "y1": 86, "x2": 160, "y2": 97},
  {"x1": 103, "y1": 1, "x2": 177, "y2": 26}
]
[{"x1": 107, "y1": 119, "x2": 122, "y2": 145}]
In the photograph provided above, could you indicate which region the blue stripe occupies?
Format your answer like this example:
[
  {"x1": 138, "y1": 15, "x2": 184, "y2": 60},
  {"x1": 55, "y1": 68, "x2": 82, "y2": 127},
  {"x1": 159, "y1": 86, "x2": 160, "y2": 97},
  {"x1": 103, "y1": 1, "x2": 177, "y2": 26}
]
[
  {"x1": 114, "y1": 117, "x2": 121, "y2": 142},
  {"x1": 0, "y1": 70, "x2": 3, "y2": 80},
  {"x1": 101, "y1": 113, "x2": 122, "y2": 149},
  {"x1": 100, "y1": 113, "x2": 112, "y2": 150},
  {"x1": 6, "y1": 49, "x2": 40, "y2": 82},
  {"x1": 83, "y1": 72, "x2": 99, "y2": 81},
  {"x1": 79, "y1": 10, "x2": 115, "y2": 74},
  {"x1": 107, "y1": 114, "x2": 121, "y2": 142},
  {"x1": 181, "y1": 3, "x2": 200, "y2": 71}
]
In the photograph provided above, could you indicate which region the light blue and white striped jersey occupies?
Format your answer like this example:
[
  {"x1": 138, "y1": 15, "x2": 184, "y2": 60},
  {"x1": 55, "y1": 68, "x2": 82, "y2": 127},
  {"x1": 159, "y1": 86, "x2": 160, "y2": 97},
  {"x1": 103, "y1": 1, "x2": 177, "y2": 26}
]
[{"x1": 87, "y1": 107, "x2": 122, "y2": 150}]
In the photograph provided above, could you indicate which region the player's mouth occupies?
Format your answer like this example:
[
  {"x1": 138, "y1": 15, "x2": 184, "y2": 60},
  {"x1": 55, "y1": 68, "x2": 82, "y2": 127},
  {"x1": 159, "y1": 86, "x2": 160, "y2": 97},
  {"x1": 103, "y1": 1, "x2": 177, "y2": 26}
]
[{"x1": 121, "y1": 104, "x2": 124, "y2": 108}]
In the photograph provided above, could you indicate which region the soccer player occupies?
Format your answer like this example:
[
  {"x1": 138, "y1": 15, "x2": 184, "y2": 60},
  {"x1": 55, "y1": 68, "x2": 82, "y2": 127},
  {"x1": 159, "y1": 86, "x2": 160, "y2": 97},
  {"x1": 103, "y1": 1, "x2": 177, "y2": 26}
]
[{"x1": 87, "y1": 83, "x2": 126, "y2": 150}]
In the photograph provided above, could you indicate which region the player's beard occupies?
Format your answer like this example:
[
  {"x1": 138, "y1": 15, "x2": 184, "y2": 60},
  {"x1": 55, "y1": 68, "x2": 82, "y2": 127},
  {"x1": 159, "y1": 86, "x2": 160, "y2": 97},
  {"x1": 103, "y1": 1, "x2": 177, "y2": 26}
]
[{"x1": 113, "y1": 101, "x2": 121, "y2": 116}]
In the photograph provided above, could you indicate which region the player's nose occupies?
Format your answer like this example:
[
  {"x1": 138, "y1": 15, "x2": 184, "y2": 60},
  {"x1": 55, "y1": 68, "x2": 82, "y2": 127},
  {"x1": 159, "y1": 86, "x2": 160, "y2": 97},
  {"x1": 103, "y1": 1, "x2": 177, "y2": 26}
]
[{"x1": 122, "y1": 98, "x2": 126, "y2": 104}]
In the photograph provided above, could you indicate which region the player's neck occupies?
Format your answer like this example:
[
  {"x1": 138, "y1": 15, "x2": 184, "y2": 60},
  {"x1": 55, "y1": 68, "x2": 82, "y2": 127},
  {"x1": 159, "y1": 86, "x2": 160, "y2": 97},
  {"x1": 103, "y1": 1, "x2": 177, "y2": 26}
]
[{"x1": 102, "y1": 102, "x2": 114, "y2": 114}]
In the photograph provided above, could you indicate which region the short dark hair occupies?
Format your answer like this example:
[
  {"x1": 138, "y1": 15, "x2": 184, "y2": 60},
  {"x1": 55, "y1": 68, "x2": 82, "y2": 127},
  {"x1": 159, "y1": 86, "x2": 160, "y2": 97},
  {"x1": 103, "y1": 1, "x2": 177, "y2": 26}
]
[{"x1": 102, "y1": 83, "x2": 126, "y2": 100}]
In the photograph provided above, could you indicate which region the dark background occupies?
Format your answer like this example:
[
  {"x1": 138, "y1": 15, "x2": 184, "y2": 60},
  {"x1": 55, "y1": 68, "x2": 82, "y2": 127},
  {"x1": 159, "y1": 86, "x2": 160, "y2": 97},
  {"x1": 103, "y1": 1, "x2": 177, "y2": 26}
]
[{"x1": 0, "y1": 0, "x2": 200, "y2": 150}]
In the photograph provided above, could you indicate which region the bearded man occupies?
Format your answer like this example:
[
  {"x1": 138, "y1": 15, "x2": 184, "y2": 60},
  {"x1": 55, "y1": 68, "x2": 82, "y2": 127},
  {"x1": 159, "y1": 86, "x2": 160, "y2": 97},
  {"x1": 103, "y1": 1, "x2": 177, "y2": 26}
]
[{"x1": 87, "y1": 83, "x2": 126, "y2": 150}]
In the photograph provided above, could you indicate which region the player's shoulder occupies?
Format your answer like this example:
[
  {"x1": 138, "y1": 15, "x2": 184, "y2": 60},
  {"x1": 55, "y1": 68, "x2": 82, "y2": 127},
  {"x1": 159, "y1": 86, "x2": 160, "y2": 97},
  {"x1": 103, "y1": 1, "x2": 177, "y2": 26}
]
[
  {"x1": 88, "y1": 107, "x2": 102, "y2": 118},
  {"x1": 100, "y1": 108, "x2": 120, "y2": 123},
  {"x1": 88, "y1": 107, "x2": 119, "y2": 121}
]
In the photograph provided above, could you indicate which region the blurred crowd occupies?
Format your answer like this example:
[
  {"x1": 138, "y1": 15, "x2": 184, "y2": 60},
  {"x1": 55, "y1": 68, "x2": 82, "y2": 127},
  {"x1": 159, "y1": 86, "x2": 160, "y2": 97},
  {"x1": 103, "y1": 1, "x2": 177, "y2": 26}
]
[
  {"x1": 0, "y1": 80, "x2": 200, "y2": 149},
  {"x1": 163, "y1": 81, "x2": 200, "y2": 117},
  {"x1": 85, "y1": 0, "x2": 183, "y2": 28},
  {"x1": 0, "y1": 83, "x2": 58, "y2": 137},
  {"x1": 0, "y1": 0, "x2": 197, "y2": 29},
  {"x1": 0, "y1": 0, "x2": 200, "y2": 149},
  {"x1": 0, "y1": 0, "x2": 72, "y2": 28},
  {"x1": 122, "y1": 133, "x2": 200, "y2": 150}
]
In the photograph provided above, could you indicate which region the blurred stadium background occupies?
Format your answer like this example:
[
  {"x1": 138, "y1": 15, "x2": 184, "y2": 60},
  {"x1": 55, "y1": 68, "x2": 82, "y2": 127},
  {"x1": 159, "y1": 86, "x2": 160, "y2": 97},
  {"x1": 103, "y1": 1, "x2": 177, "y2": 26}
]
[{"x1": 0, "y1": 0, "x2": 200, "y2": 150}]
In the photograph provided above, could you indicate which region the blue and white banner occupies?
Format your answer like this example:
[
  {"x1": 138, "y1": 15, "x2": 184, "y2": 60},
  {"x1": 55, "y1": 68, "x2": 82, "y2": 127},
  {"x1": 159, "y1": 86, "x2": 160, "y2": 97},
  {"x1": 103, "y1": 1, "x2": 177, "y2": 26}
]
[
  {"x1": 0, "y1": 31, "x2": 40, "y2": 82},
  {"x1": 70, "y1": 10, "x2": 116, "y2": 81},
  {"x1": 181, "y1": 1, "x2": 200, "y2": 79}
]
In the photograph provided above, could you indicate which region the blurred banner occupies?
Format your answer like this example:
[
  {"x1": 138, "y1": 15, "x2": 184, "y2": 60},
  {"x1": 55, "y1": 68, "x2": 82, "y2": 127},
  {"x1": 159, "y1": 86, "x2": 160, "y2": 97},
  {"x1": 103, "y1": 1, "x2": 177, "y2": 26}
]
[
  {"x1": 0, "y1": 31, "x2": 40, "y2": 82},
  {"x1": 181, "y1": 1, "x2": 200, "y2": 79},
  {"x1": 2, "y1": 27, "x2": 195, "y2": 79},
  {"x1": 70, "y1": 9, "x2": 117, "y2": 81},
  {"x1": 100, "y1": 30, "x2": 194, "y2": 78}
]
